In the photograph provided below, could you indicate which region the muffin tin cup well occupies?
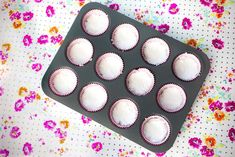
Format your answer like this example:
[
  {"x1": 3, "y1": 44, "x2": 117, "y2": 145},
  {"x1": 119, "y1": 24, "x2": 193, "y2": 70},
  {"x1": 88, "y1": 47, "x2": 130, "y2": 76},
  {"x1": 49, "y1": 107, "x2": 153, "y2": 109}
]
[{"x1": 41, "y1": 2, "x2": 210, "y2": 152}]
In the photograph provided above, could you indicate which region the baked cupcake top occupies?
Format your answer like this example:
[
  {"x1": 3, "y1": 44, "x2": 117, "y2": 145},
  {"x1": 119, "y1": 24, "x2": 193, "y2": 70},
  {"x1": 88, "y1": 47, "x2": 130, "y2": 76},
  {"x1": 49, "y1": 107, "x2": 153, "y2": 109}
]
[
  {"x1": 96, "y1": 53, "x2": 123, "y2": 80},
  {"x1": 173, "y1": 53, "x2": 201, "y2": 81},
  {"x1": 142, "y1": 38, "x2": 170, "y2": 66},
  {"x1": 49, "y1": 68, "x2": 77, "y2": 96},
  {"x1": 126, "y1": 68, "x2": 154, "y2": 96},
  {"x1": 82, "y1": 9, "x2": 109, "y2": 36},
  {"x1": 157, "y1": 84, "x2": 186, "y2": 112},
  {"x1": 67, "y1": 38, "x2": 93, "y2": 66},
  {"x1": 79, "y1": 83, "x2": 108, "y2": 112},
  {"x1": 112, "y1": 24, "x2": 139, "y2": 51},
  {"x1": 110, "y1": 99, "x2": 138, "y2": 128}
]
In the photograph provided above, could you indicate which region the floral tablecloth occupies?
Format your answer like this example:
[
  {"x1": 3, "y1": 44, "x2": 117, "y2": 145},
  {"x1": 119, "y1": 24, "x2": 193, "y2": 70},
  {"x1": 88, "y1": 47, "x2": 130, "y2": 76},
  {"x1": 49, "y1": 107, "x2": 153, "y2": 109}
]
[{"x1": 0, "y1": 0, "x2": 235, "y2": 157}]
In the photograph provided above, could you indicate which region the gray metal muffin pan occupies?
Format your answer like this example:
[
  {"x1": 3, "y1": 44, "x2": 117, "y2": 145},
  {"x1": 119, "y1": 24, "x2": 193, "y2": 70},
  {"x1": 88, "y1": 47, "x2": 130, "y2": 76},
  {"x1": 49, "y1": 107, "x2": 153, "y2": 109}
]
[{"x1": 41, "y1": 2, "x2": 210, "y2": 152}]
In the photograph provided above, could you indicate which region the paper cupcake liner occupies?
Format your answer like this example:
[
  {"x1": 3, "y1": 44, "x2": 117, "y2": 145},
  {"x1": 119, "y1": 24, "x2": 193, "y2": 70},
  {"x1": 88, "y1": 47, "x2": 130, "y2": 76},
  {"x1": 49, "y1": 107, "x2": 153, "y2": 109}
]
[
  {"x1": 140, "y1": 114, "x2": 171, "y2": 146},
  {"x1": 66, "y1": 38, "x2": 94, "y2": 66},
  {"x1": 172, "y1": 52, "x2": 202, "y2": 82},
  {"x1": 111, "y1": 23, "x2": 140, "y2": 52},
  {"x1": 126, "y1": 68, "x2": 155, "y2": 96},
  {"x1": 49, "y1": 67, "x2": 78, "y2": 97},
  {"x1": 109, "y1": 98, "x2": 139, "y2": 129},
  {"x1": 82, "y1": 9, "x2": 110, "y2": 36},
  {"x1": 141, "y1": 37, "x2": 170, "y2": 66},
  {"x1": 95, "y1": 52, "x2": 124, "y2": 80},
  {"x1": 79, "y1": 82, "x2": 108, "y2": 112}
]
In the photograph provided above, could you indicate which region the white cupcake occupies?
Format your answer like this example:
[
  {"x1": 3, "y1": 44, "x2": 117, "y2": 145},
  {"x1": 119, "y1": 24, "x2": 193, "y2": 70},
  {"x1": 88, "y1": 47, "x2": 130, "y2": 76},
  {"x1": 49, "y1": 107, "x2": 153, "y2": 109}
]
[
  {"x1": 80, "y1": 83, "x2": 108, "y2": 112},
  {"x1": 112, "y1": 24, "x2": 139, "y2": 51},
  {"x1": 96, "y1": 53, "x2": 123, "y2": 80},
  {"x1": 142, "y1": 38, "x2": 170, "y2": 66},
  {"x1": 173, "y1": 53, "x2": 201, "y2": 81},
  {"x1": 126, "y1": 68, "x2": 154, "y2": 96},
  {"x1": 67, "y1": 38, "x2": 93, "y2": 66}
]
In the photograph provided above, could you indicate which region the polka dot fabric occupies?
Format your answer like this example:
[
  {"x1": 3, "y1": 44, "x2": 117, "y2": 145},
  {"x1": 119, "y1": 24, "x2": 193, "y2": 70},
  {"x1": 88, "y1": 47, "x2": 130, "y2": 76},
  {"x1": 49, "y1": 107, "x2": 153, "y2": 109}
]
[{"x1": 0, "y1": 0, "x2": 235, "y2": 156}]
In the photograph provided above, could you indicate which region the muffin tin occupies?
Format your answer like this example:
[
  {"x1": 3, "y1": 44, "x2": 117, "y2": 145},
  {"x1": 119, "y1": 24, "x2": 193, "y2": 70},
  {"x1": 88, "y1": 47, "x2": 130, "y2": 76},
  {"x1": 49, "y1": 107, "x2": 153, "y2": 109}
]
[{"x1": 41, "y1": 2, "x2": 210, "y2": 152}]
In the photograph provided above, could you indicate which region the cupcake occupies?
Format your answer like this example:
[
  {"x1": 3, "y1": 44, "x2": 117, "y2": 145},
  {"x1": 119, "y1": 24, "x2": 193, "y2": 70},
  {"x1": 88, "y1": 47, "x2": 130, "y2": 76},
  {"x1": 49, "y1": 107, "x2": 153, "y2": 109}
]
[
  {"x1": 82, "y1": 9, "x2": 109, "y2": 36},
  {"x1": 49, "y1": 68, "x2": 77, "y2": 96},
  {"x1": 67, "y1": 38, "x2": 93, "y2": 66},
  {"x1": 96, "y1": 53, "x2": 124, "y2": 80},
  {"x1": 142, "y1": 38, "x2": 170, "y2": 66},
  {"x1": 141, "y1": 115, "x2": 170, "y2": 145},
  {"x1": 126, "y1": 68, "x2": 154, "y2": 96},
  {"x1": 110, "y1": 99, "x2": 138, "y2": 128},
  {"x1": 79, "y1": 83, "x2": 108, "y2": 112},
  {"x1": 173, "y1": 53, "x2": 201, "y2": 81},
  {"x1": 157, "y1": 84, "x2": 186, "y2": 112},
  {"x1": 112, "y1": 24, "x2": 139, "y2": 51}
]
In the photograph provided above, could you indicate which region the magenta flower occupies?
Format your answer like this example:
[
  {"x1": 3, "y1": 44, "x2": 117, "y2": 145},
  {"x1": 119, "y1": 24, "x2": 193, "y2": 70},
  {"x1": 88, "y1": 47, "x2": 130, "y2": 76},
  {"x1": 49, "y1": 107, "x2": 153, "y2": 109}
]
[
  {"x1": 32, "y1": 63, "x2": 42, "y2": 72},
  {"x1": 46, "y1": 5, "x2": 55, "y2": 17},
  {"x1": 200, "y1": 0, "x2": 213, "y2": 6},
  {"x1": 0, "y1": 149, "x2": 9, "y2": 157},
  {"x1": 10, "y1": 126, "x2": 21, "y2": 138},
  {"x1": 228, "y1": 128, "x2": 235, "y2": 142},
  {"x1": 81, "y1": 115, "x2": 92, "y2": 124},
  {"x1": 0, "y1": 51, "x2": 8, "y2": 61},
  {"x1": 54, "y1": 128, "x2": 67, "y2": 139},
  {"x1": 209, "y1": 100, "x2": 223, "y2": 111},
  {"x1": 14, "y1": 99, "x2": 25, "y2": 112},
  {"x1": 23, "y1": 142, "x2": 33, "y2": 156},
  {"x1": 182, "y1": 18, "x2": 192, "y2": 30},
  {"x1": 200, "y1": 146, "x2": 214, "y2": 156},
  {"x1": 211, "y1": 4, "x2": 224, "y2": 13},
  {"x1": 212, "y1": 38, "x2": 224, "y2": 49},
  {"x1": 24, "y1": 91, "x2": 36, "y2": 103},
  {"x1": 35, "y1": 0, "x2": 42, "y2": 2},
  {"x1": 109, "y1": 3, "x2": 120, "y2": 11},
  {"x1": 155, "y1": 152, "x2": 165, "y2": 156},
  {"x1": 0, "y1": 87, "x2": 4, "y2": 96},
  {"x1": 91, "y1": 142, "x2": 103, "y2": 152},
  {"x1": 23, "y1": 11, "x2": 34, "y2": 21},
  {"x1": 188, "y1": 137, "x2": 202, "y2": 148},
  {"x1": 37, "y1": 35, "x2": 48, "y2": 44},
  {"x1": 225, "y1": 101, "x2": 235, "y2": 112},
  {"x1": 43, "y1": 120, "x2": 56, "y2": 130},
  {"x1": 169, "y1": 3, "x2": 179, "y2": 14},
  {"x1": 23, "y1": 35, "x2": 33, "y2": 46},
  {"x1": 10, "y1": 11, "x2": 21, "y2": 21},
  {"x1": 157, "y1": 24, "x2": 170, "y2": 33},
  {"x1": 50, "y1": 34, "x2": 63, "y2": 44}
]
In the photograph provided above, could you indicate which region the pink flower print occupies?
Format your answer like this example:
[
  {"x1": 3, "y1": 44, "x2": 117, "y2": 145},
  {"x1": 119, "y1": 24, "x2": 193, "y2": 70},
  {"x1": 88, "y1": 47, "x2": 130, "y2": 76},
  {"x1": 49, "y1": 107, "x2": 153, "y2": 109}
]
[
  {"x1": 46, "y1": 5, "x2": 55, "y2": 17},
  {"x1": 14, "y1": 99, "x2": 25, "y2": 112},
  {"x1": 23, "y1": 35, "x2": 33, "y2": 46},
  {"x1": 209, "y1": 100, "x2": 223, "y2": 111},
  {"x1": 0, "y1": 86, "x2": 4, "y2": 96},
  {"x1": 44, "y1": 120, "x2": 56, "y2": 130},
  {"x1": 200, "y1": 146, "x2": 214, "y2": 156},
  {"x1": 23, "y1": 142, "x2": 33, "y2": 156},
  {"x1": 211, "y1": 3, "x2": 224, "y2": 13},
  {"x1": 10, "y1": 11, "x2": 21, "y2": 21},
  {"x1": 157, "y1": 24, "x2": 169, "y2": 33},
  {"x1": 200, "y1": 0, "x2": 212, "y2": 6},
  {"x1": 188, "y1": 137, "x2": 202, "y2": 148},
  {"x1": 212, "y1": 38, "x2": 224, "y2": 49},
  {"x1": 54, "y1": 128, "x2": 67, "y2": 139},
  {"x1": 10, "y1": 126, "x2": 21, "y2": 138},
  {"x1": 0, "y1": 149, "x2": 9, "y2": 157},
  {"x1": 81, "y1": 115, "x2": 92, "y2": 124},
  {"x1": 155, "y1": 152, "x2": 165, "y2": 157},
  {"x1": 37, "y1": 35, "x2": 48, "y2": 44},
  {"x1": 225, "y1": 101, "x2": 235, "y2": 112},
  {"x1": 109, "y1": 3, "x2": 120, "y2": 11},
  {"x1": 50, "y1": 34, "x2": 63, "y2": 44},
  {"x1": 24, "y1": 91, "x2": 36, "y2": 103},
  {"x1": 35, "y1": 0, "x2": 42, "y2": 2},
  {"x1": 182, "y1": 18, "x2": 192, "y2": 30},
  {"x1": 91, "y1": 142, "x2": 103, "y2": 152},
  {"x1": 31, "y1": 63, "x2": 42, "y2": 72},
  {"x1": 228, "y1": 128, "x2": 235, "y2": 142},
  {"x1": 23, "y1": 12, "x2": 34, "y2": 21},
  {"x1": 169, "y1": 3, "x2": 179, "y2": 14},
  {"x1": 0, "y1": 51, "x2": 8, "y2": 62}
]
